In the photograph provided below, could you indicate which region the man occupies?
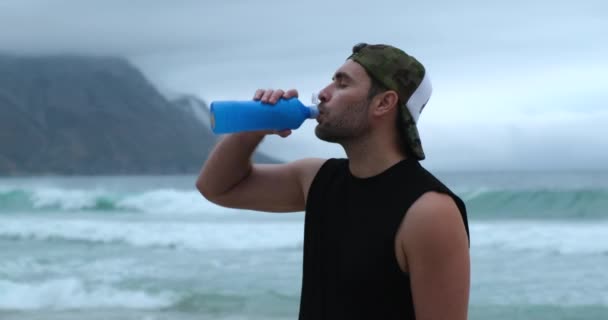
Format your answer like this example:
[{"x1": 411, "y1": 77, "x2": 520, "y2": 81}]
[{"x1": 197, "y1": 43, "x2": 470, "y2": 320}]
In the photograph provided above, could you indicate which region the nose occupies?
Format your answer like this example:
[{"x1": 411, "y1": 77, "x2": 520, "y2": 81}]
[{"x1": 317, "y1": 85, "x2": 331, "y2": 103}]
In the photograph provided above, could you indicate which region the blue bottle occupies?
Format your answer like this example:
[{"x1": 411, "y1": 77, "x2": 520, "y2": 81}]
[{"x1": 209, "y1": 97, "x2": 319, "y2": 134}]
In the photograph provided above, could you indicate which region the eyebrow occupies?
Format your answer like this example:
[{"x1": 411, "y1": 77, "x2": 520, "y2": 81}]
[{"x1": 332, "y1": 71, "x2": 354, "y2": 83}]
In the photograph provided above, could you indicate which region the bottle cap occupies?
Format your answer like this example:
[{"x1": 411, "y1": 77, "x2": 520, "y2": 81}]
[
  {"x1": 307, "y1": 93, "x2": 320, "y2": 118},
  {"x1": 307, "y1": 105, "x2": 319, "y2": 118}
]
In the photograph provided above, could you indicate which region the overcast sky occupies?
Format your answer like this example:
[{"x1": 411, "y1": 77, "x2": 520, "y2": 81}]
[{"x1": 1, "y1": 0, "x2": 607, "y2": 171}]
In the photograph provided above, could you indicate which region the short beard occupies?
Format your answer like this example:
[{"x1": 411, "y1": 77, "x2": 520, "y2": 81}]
[{"x1": 314, "y1": 99, "x2": 371, "y2": 144}]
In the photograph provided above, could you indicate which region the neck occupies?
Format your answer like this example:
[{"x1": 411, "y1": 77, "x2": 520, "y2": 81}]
[{"x1": 342, "y1": 134, "x2": 407, "y2": 178}]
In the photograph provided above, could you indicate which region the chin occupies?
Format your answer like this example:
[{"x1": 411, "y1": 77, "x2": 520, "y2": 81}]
[
  {"x1": 315, "y1": 127, "x2": 341, "y2": 143},
  {"x1": 314, "y1": 127, "x2": 330, "y2": 141}
]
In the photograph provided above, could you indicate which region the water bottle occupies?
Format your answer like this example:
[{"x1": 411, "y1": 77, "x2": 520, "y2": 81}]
[{"x1": 209, "y1": 97, "x2": 319, "y2": 134}]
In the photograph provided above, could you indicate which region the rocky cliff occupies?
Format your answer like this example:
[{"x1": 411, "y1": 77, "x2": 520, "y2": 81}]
[{"x1": 0, "y1": 54, "x2": 277, "y2": 175}]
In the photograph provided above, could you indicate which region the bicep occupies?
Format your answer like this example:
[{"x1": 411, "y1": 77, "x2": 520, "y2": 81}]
[
  {"x1": 211, "y1": 158, "x2": 325, "y2": 212},
  {"x1": 402, "y1": 192, "x2": 470, "y2": 320}
]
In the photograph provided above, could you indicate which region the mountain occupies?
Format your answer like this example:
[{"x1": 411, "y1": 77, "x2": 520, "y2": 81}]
[{"x1": 0, "y1": 54, "x2": 278, "y2": 176}]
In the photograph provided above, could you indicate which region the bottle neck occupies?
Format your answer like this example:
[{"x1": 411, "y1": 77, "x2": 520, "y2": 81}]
[{"x1": 306, "y1": 105, "x2": 319, "y2": 119}]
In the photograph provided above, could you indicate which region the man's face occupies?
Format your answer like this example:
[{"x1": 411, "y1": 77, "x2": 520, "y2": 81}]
[{"x1": 314, "y1": 60, "x2": 373, "y2": 144}]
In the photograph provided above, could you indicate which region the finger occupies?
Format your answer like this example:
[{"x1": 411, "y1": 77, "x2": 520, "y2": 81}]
[
  {"x1": 283, "y1": 89, "x2": 299, "y2": 99},
  {"x1": 269, "y1": 89, "x2": 285, "y2": 104},
  {"x1": 256, "y1": 129, "x2": 274, "y2": 136},
  {"x1": 260, "y1": 89, "x2": 274, "y2": 103},
  {"x1": 276, "y1": 129, "x2": 292, "y2": 138},
  {"x1": 253, "y1": 89, "x2": 264, "y2": 100}
]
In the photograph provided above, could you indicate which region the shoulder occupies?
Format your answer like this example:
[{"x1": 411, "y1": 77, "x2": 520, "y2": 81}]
[
  {"x1": 397, "y1": 191, "x2": 471, "y2": 319},
  {"x1": 282, "y1": 157, "x2": 326, "y2": 180},
  {"x1": 293, "y1": 157, "x2": 346, "y2": 179},
  {"x1": 405, "y1": 164, "x2": 469, "y2": 236},
  {"x1": 287, "y1": 158, "x2": 333, "y2": 196},
  {"x1": 400, "y1": 191, "x2": 469, "y2": 256},
  {"x1": 295, "y1": 158, "x2": 349, "y2": 203},
  {"x1": 289, "y1": 157, "x2": 345, "y2": 175},
  {"x1": 408, "y1": 191, "x2": 461, "y2": 219}
]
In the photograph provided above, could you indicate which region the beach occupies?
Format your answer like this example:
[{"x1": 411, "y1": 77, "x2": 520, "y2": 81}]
[{"x1": 1, "y1": 171, "x2": 607, "y2": 319}]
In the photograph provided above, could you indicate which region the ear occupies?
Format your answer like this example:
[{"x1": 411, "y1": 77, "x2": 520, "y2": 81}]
[{"x1": 371, "y1": 90, "x2": 400, "y2": 117}]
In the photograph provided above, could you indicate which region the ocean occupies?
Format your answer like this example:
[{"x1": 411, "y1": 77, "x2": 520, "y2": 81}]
[{"x1": 0, "y1": 171, "x2": 607, "y2": 320}]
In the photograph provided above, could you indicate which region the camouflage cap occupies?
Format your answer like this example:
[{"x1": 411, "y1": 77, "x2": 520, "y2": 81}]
[{"x1": 348, "y1": 43, "x2": 432, "y2": 160}]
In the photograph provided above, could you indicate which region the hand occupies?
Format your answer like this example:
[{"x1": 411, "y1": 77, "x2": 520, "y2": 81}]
[{"x1": 252, "y1": 88, "x2": 299, "y2": 138}]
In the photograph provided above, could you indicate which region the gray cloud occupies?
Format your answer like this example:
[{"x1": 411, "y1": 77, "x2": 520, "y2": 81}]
[{"x1": 1, "y1": 0, "x2": 607, "y2": 171}]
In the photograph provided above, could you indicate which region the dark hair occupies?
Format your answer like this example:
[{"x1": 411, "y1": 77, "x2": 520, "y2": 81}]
[
  {"x1": 353, "y1": 43, "x2": 416, "y2": 159},
  {"x1": 366, "y1": 74, "x2": 388, "y2": 101},
  {"x1": 365, "y1": 71, "x2": 415, "y2": 158}
]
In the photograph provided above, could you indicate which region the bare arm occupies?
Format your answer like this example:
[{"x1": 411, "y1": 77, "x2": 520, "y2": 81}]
[
  {"x1": 400, "y1": 192, "x2": 470, "y2": 320},
  {"x1": 196, "y1": 89, "x2": 325, "y2": 212}
]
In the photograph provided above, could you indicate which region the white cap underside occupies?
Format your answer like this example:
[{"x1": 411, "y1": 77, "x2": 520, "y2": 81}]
[{"x1": 405, "y1": 72, "x2": 432, "y2": 123}]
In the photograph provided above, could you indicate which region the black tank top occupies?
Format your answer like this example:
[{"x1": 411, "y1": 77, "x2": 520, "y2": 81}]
[{"x1": 299, "y1": 158, "x2": 469, "y2": 320}]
